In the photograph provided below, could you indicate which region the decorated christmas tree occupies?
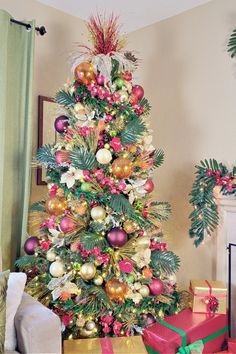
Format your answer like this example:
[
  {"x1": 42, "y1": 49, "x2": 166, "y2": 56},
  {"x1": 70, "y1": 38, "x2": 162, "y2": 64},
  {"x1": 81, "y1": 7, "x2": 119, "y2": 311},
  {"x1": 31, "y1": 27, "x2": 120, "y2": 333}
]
[{"x1": 17, "y1": 14, "x2": 181, "y2": 339}]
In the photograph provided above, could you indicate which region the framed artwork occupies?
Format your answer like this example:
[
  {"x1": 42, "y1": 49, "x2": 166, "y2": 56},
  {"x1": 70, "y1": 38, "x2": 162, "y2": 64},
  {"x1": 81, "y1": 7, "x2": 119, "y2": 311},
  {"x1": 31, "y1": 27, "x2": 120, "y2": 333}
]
[{"x1": 37, "y1": 95, "x2": 59, "y2": 185}]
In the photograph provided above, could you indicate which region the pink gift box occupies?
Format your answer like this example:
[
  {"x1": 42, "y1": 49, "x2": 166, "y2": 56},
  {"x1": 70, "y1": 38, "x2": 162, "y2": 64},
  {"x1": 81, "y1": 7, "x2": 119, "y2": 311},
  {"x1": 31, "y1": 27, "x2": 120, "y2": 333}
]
[{"x1": 143, "y1": 309, "x2": 228, "y2": 354}]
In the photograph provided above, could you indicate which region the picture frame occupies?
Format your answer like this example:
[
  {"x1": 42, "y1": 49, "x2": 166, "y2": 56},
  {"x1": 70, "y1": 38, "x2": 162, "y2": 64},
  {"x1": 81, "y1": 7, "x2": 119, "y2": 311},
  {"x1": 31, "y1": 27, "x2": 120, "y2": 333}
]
[{"x1": 37, "y1": 95, "x2": 59, "y2": 185}]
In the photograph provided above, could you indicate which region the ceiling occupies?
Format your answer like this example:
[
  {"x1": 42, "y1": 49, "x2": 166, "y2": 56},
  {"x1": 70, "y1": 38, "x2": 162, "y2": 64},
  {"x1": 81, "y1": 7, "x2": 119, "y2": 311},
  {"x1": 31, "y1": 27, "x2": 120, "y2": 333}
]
[{"x1": 37, "y1": 0, "x2": 212, "y2": 32}]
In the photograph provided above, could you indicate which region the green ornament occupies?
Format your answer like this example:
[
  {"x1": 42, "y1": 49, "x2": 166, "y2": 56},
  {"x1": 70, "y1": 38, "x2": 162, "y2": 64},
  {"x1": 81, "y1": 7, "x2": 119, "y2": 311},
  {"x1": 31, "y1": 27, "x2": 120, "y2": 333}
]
[
  {"x1": 110, "y1": 131, "x2": 117, "y2": 137},
  {"x1": 74, "y1": 262, "x2": 81, "y2": 270},
  {"x1": 115, "y1": 77, "x2": 124, "y2": 89},
  {"x1": 127, "y1": 274, "x2": 135, "y2": 283},
  {"x1": 81, "y1": 182, "x2": 92, "y2": 192}
]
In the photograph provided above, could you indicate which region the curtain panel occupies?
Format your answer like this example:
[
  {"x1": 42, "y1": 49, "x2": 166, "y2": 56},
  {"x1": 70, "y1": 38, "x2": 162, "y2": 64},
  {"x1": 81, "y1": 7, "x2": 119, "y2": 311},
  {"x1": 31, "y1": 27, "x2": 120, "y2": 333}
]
[{"x1": 0, "y1": 10, "x2": 35, "y2": 270}]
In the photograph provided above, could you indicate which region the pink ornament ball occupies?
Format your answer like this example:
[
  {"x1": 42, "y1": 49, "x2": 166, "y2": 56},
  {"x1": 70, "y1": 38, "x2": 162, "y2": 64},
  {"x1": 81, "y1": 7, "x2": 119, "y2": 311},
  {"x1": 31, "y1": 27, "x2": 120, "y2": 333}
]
[
  {"x1": 144, "y1": 179, "x2": 154, "y2": 193},
  {"x1": 132, "y1": 85, "x2": 144, "y2": 100},
  {"x1": 107, "y1": 227, "x2": 128, "y2": 248},
  {"x1": 96, "y1": 74, "x2": 106, "y2": 85},
  {"x1": 24, "y1": 236, "x2": 40, "y2": 255},
  {"x1": 60, "y1": 216, "x2": 77, "y2": 233},
  {"x1": 54, "y1": 115, "x2": 69, "y2": 133},
  {"x1": 55, "y1": 150, "x2": 70, "y2": 165},
  {"x1": 149, "y1": 278, "x2": 164, "y2": 296}
]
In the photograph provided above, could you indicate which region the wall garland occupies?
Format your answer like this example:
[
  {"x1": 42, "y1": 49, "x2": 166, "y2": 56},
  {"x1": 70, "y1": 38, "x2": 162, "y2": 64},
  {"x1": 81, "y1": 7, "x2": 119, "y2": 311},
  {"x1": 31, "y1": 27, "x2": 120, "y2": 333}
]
[{"x1": 189, "y1": 159, "x2": 236, "y2": 246}]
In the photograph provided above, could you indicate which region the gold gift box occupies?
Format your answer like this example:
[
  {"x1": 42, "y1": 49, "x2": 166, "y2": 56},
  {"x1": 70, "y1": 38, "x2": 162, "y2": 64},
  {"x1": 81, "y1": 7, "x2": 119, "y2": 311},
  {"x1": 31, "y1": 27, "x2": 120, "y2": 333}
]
[
  {"x1": 190, "y1": 280, "x2": 227, "y2": 314},
  {"x1": 64, "y1": 335, "x2": 147, "y2": 354}
]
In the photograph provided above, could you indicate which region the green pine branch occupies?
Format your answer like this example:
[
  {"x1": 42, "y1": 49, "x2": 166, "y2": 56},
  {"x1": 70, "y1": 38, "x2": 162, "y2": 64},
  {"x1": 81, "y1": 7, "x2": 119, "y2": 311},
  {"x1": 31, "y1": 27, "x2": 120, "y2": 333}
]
[
  {"x1": 151, "y1": 251, "x2": 180, "y2": 274},
  {"x1": 79, "y1": 232, "x2": 109, "y2": 251},
  {"x1": 70, "y1": 147, "x2": 97, "y2": 170},
  {"x1": 140, "y1": 97, "x2": 151, "y2": 115},
  {"x1": 228, "y1": 29, "x2": 236, "y2": 58},
  {"x1": 152, "y1": 149, "x2": 165, "y2": 169}
]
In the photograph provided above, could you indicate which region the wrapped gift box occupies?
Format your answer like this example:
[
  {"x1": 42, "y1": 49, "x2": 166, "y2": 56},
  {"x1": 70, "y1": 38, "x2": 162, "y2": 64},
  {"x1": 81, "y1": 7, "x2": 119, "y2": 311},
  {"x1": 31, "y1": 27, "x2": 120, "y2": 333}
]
[
  {"x1": 64, "y1": 335, "x2": 147, "y2": 354},
  {"x1": 143, "y1": 309, "x2": 228, "y2": 354},
  {"x1": 190, "y1": 280, "x2": 227, "y2": 314}
]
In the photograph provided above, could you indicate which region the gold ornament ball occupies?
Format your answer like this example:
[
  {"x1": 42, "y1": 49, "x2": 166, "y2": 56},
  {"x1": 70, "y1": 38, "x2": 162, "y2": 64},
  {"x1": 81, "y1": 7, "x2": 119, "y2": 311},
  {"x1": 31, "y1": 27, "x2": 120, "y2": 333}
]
[
  {"x1": 123, "y1": 220, "x2": 137, "y2": 234},
  {"x1": 93, "y1": 275, "x2": 103, "y2": 286},
  {"x1": 105, "y1": 278, "x2": 128, "y2": 302},
  {"x1": 74, "y1": 102, "x2": 85, "y2": 115},
  {"x1": 96, "y1": 148, "x2": 112, "y2": 164},
  {"x1": 111, "y1": 157, "x2": 133, "y2": 179},
  {"x1": 46, "y1": 197, "x2": 67, "y2": 216},
  {"x1": 86, "y1": 321, "x2": 96, "y2": 331},
  {"x1": 79, "y1": 326, "x2": 97, "y2": 338},
  {"x1": 117, "y1": 90, "x2": 129, "y2": 102},
  {"x1": 80, "y1": 263, "x2": 96, "y2": 280},
  {"x1": 91, "y1": 206, "x2": 106, "y2": 221},
  {"x1": 74, "y1": 62, "x2": 96, "y2": 85},
  {"x1": 76, "y1": 202, "x2": 88, "y2": 216},
  {"x1": 139, "y1": 285, "x2": 150, "y2": 297}
]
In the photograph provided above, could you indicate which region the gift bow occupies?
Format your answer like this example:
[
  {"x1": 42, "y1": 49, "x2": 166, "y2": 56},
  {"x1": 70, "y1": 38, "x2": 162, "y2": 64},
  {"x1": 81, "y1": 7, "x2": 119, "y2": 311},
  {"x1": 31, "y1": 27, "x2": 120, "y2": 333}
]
[{"x1": 177, "y1": 340, "x2": 204, "y2": 354}]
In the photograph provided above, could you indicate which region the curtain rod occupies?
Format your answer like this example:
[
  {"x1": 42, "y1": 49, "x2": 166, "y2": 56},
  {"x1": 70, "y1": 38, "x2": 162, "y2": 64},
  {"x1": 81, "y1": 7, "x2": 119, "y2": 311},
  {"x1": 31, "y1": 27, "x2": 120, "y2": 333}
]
[{"x1": 10, "y1": 18, "x2": 47, "y2": 36}]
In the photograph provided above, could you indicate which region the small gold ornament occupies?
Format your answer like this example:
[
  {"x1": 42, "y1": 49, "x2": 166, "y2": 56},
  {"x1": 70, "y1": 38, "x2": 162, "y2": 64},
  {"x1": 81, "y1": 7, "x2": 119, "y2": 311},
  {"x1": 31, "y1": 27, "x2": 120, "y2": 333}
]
[
  {"x1": 86, "y1": 321, "x2": 96, "y2": 331},
  {"x1": 76, "y1": 317, "x2": 86, "y2": 328},
  {"x1": 93, "y1": 275, "x2": 103, "y2": 286},
  {"x1": 46, "y1": 250, "x2": 56, "y2": 262},
  {"x1": 123, "y1": 220, "x2": 137, "y2": 234},
  {"x1": 74, "y1": 62, "x2": 96, "y2": 85},
  {"x1": 79, "y1": 326, "x2": 98, "y2": 338},
  {"x1": 49, "y1": 261, "x2": 65, "y2": 277},
  {"x1": 80, "y1": 263, "x2": 96, "y2": 280},
  {"x1": 139, "y1": 285, "x2": 150, "y2": 297},
  {"x1": 105, "y1": 278, "x2": 128, "y2": 302}
]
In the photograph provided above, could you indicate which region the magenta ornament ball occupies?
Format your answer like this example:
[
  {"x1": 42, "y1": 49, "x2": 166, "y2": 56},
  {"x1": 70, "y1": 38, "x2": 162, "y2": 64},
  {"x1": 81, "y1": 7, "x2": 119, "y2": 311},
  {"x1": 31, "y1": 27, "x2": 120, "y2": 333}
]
[
  {"x1": 96, "y1": 74, "x2": 105, "y2": 85},
  {"x1": 149, "y1": 278, "x2": 164, "y2": 296},
  {"x1": 132, "y1": 85, "x2": 144, "y2": 100},
  {"x1": 107, "y1": 227, "x2": 128, "y2": 248},
  {"x1": 55, "y1": 150, "x2": 70, "y2": 165},
  {"x1": 54, "y1": 115, "x2": 69, "y2": 133},
  {"x1": 144, "y1": 179, "x2": 154, "y2": 193},
  {"x1": 60, "y1": 216, "x2": 77, "y2": 233},
  {"x1": 24, "y1": 236, "x2": 40, "y2": 255}
]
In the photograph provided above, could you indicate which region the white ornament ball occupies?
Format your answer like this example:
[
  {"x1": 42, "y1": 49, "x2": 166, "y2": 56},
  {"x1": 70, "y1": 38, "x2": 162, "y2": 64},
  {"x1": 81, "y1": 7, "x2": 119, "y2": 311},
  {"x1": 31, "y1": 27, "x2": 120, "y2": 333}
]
[
  {"x1": 168, "y1": 274, "x2": 177, "y2": 286},
  {"x1": 49, "y1": 261, "x2": 65, "y2": 277},
  {"x1": 139, "y1": 285, "x2": 150, "y2": 297},
  {"x1": 96, "y1": 148, "x2": 112, "y2": 164},
  {"x1": 91, "y1": 206, "x2": 106, "y2": 221},
  {"x1": 46, "y1": 251, "x2": 56, "y2": 262}
]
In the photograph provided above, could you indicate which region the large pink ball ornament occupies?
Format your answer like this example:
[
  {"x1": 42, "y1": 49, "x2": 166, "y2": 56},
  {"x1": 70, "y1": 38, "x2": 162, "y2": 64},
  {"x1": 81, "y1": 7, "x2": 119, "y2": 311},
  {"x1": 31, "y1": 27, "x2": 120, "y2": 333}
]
[
  {"x1": 144, "y1": 179, "x2": 154, "y2": 193},
  {"x1": 54, "y1": 116, "x2": 69, "y2": 133},
  {"x1": 24, "y1": 236, "x2": 40, "y2": 255},
  {"x1": 60, "y1": 216, "x2": 77, "y2": 233},
  {"x1": 107, "y1": 227, "x2": 128, "y2": 248},
  {"x1": 149, "y1": 278, "x2": 164, "y2": 296},
  {"x1": 132, "y1": 85, "x2": 144, "y2": 100},
  {"x1": 55, "y1": 150, "x2": 70, "y2": 165}
]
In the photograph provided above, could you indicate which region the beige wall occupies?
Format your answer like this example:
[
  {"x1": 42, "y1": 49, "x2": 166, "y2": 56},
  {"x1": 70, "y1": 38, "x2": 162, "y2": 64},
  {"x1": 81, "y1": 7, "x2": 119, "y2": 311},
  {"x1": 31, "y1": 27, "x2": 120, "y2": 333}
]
[
  {"x1": 128, "y1": 0, "x2": 236, "y2": 288},
  {"x1": 0, "y1": 0, "x2": 87, "y2": 202},
  {"x1": 1, "y1": 0, "x2": 236, "y2": 288}
]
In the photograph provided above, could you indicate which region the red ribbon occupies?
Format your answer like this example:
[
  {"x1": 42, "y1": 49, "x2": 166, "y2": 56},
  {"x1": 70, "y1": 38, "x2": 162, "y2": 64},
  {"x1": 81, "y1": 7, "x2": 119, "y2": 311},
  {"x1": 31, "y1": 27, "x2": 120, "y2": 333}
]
[
  {"x1": 190, "y1": 280, "x2": 226, "y2": 298},
  {"x1": 100, "y1": 337, "x2": 114, "y2": 354}
]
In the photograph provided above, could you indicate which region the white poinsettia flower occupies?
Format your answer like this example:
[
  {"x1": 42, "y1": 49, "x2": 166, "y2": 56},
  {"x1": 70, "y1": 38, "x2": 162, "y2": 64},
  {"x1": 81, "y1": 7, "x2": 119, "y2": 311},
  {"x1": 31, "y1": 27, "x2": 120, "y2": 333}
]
[
  {"x1": 48, "y1": 229, "x2": 61, "y2": 238},
  {"x1": 126, "y1": 289, "x2": 143, "y2": 304},
  {"x1": 60, "y1": 167, "x2": 83, "y2": 188},
  {"x1": 132, "y1": 248, "x2": 151, "y2": 269},
  {"x1": 47, "y1": 272, "x2": 80, "y2": 300}
]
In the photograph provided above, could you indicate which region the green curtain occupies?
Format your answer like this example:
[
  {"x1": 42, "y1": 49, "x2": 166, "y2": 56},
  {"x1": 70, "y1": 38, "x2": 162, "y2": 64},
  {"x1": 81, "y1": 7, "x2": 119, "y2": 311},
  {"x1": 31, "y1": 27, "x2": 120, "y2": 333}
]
[{"x1": 0, "y1": 10, "x2": 35, "y2": 270}]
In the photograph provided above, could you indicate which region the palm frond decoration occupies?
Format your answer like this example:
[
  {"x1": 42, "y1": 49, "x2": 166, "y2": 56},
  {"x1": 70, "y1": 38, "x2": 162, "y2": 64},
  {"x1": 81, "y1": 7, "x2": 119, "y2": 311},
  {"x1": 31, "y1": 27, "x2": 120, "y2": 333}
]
[
  {"x1": 79, "y1": 232, "x2": 109, "y2": 251},
  {"x1": 28, "y1": 210, "x2": 49, "y2": 235},
  {"x1": 36, "y1": 144, "x2": 57, "y2": 168},
  {"x1": 151, "y1": 149, "x2": 165, "y2": 169},
  {"x1": 109, "y1": 194, "x2": 134, "y2": 215},
  {"x1": 55, "y1": 90, "x2": 76, "y2": 108},
  {"x1": 85, "y1": 129, "x2": 99, "y2": 152},
  {"x1": 30, "y1": 201, "x2": 46, "y2": 212},
  {"x1": 145, "y1": 202, "x2": 171, "y2": 226},
  {"x1": 228, "y1": 28, "x2": 236, "y2": 58},
  {"x1": 151, "y1": 251, "x2": 180, "y2": 275},
  {"x1": 120, "y1": 117, "x2": 146, "y2": 145},
  {"x1": 140, "y1": 97, "x2": 151, "y2": 116},
  {"x1": 70, "y1": 147, "x2": 97, "y2": 170}
]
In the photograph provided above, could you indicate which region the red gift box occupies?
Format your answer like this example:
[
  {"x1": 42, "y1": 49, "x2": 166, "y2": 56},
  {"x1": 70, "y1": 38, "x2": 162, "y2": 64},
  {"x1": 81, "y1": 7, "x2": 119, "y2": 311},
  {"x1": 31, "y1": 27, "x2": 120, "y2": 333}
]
[
  {"x1": 143, "y1": 309, "x2": 228, "y2": 354},
  {"x1": 215, "y1": 338, "x2": 236, "y2": 353}
]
